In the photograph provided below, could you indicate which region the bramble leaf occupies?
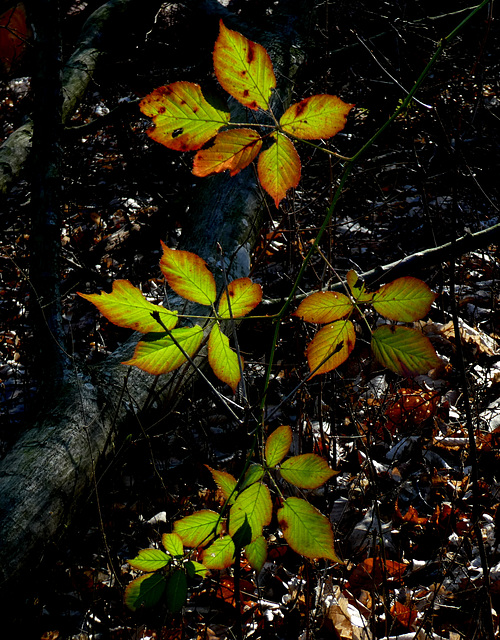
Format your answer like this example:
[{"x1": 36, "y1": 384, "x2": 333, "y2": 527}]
[
  {"x1": 202, "y1": 535, "x2": 236, "y2": 569},
  {"x1": 166, "y1": 570, "x2": 187, "y2": 612},
  {"x1": 78, "y1": 280, "x2": 178, "y2": 333},
  {"x1": 229, "y1": 482, "x2": 272, "y2": 543},
  {"x1": 160, "y1": 242, "x2": 216, "y2": 305},
  {"x1": 306, "y1": 320, "x2": 356, "y2": 377},
  {"x1": 280, "y1": 453, "x2": 337, "y2": 489},
  {"x1": 280, "y1": 94, "x2": 354, "y2": 140},
  {"x1": 139, "y1": 81, "x2": 230, "y2": 151},
  {"x1": 127, "y1": 548, "x2": 171, "y2": 572},
  {"x1": 293, "y1": 291, "x2": 353, "y2": 324},
  {"x1": 185, "y1": 560, "x2": 208, "y2": 579},
  {"x1": 346, "y1": 269, "x2": 373, "y2": 303},
  {"x1": 218, "y1": 278, "x2": 263, "y2": 319},
  {"x1": 206, "y1": 465, "x2": 237, "y2": 504},
  {"x1": 193, "y1": 128, "x2": 262, "y2": 177},
  {"x1": 372, "y1": 277, "x2": 438, "y2": 322},
  {"x1": 257, "y1": 132, "x2": 301, "y2": 207},
  {"x1": 371, "y1": 325, "x2": 441, "y2": 377},
  {"x1": 208, "y1": 323, "x2": 241, "y2": 392},
  {"x1": 123, "y1": 326, "x2": 204, "y2": 375},
  {"x1": 213, "y1": 20, "x2": 276, "y2": 111},
  {"x1": 245, "y1": 535, "x2": 267, "y2": 572},
  {"x1": 277, "y1": 497, "x2": 343, "y2": 562},
  {"x1": 162, "y1": 533, "x2": 184, "y2": 557},
  {"x1": 240, "y1": 463, "x2": 266, "y2": 491},
  {"x1": 265, "y1": 425, "x2": 292, "y2": 467},
  {"x1": 125, "y1": 573, "x2": 166, "y2": 611},
  {"x1": 173, "y1": 510, "x2": 222, "y2": 549}
]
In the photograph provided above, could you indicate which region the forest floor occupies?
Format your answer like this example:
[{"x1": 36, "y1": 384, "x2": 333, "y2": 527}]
[{"x1": 1, "y1": 1, "x2": 500, "y2": 639}]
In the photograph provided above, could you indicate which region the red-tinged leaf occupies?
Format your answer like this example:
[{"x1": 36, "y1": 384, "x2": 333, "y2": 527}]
[
  {"x1": 245, "y1": 535, "x2": 267, "y2": 572},
  {"x1": 78, "y1": 280, "x2": 178, "y2": 333},
  {"x1": 277, "y1": 497, "x2": 343, "y2": 562},
  {"x1": 218, "y1": 278, "x2": 263, "y2": 319},
  {"x1": 160, "y1": 242, "x2": 216, "y2": 305},
  {"x1": 391, "y1": 601, "x2": 418, "y2": 629},
  {"x1": 293, "y1": 291, "x2": 353, "y2": 324},
  {"x1": 206, "y1": 465, "x2": 237, "y2": 503},
  {"x1": 280, "y1": 94, "x2": 354, "y2": 140},
  {"x1": 127, "y1": 548, "x2": 171, "y2": 572},
  {"x1": 348, "y1": 558, "x2": 408, "y2": 590},
  {"x1": 346, "y1": 269, "x2": 373, "y2": 303},
  {"x1": 213, "y1": 20, "x2": 276, "y2": 111},
  {"x1": 123, "y1": 326, "x2": 204, "y2": 375},
  {"x1": 193, "y1": 128, "x2": 263, "y2": 177},
  {"x1": 162, "y1": 533, "x2": 184, "y2": 557},
  {"x1": 229, "y1": 482, "x2": 272, "y2": 542},
  {"x1": 307, "y1": 320, "x2": 356, "y2": 377},
  {"x1": 202, "y1": 535, "x2": 235, "y2": 569},
  {"x1": 372, "y1": 277, "x2": 438, "y2": 322},
  {"x1": 174, "y1": 510, "x2": 222, "y2": 549},
  {"x1": 125, "y1": 573, "x2": 166, "y2": 611},
  {"x1": 265, "y1": 425, "x2": 292, "y2": 467},
  {"x1": 371, "y1": 325, "x2": 441, "y2": 377},
  {"x1": 139, "y1": 81, "x2": 230, "y2": 151},
  {"x1": 166, "y1": 570, "x2": 187, "y2": 612},
  {"x1": 0, "y1": 3, "x2": 30, "y2": 74},
  {"x1": 257, "y1": 132, "x2": 301, "y2": 207},
  {"x1": 208, "y1": 324, "x2": 241, "y2": 392},
  {"x1": 280, "y1": 453, "x2": 337, "y2": 489}
]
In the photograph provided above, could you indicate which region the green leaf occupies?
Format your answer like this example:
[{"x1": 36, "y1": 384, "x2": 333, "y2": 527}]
[
  {"x1": 193, "y1": 128, "x2": 263, "y2": 177},
  {"x1": 257, "y1": 132, "x2": 301, "y2": 207},
  {"x1": 166, "y1": 569, "x2": 188, "y2": 612},
  {"x1": 202, "y1": 536, "x2": 236, "y2": 569},
  {"x1": 218, "y1": 277, "x2": 263, "y2": 319},
  {"x1": 162, "y1": 532, "x2": 184, "y2": 557},
  {"x1": 208, "y1": 323, "x2": 241, "y2": 393},
  {"x1": 123, "y1": 326, "x2": 204, "y2": 375},
  {"x1": 231, "y1": 514, "x2": 253, "y2": 548},
  {"x1": 372, "y1": 277, "x2": 438, "y2": 322},
  {"x1": 371, "y1": 325, "x2": 441, "y2": 377},
  {"x1": 213, "y1": 20, "x2": 276, "y2": 111},
  {"x1": 229, "y1": 482, "x2": 272, "y2": 543},
  {"x1": 78, "y1": 280, "x2": 178, "y2": 333},
  {"x1": 280, "y1": 94, "x2": 354, "y2": 140},
  {"x1": 240, "y1": 463, "x2": 266, "y2": 491},
  {"x1": 127, "y1": 548, "x2": 171, "y2": 572},
  {"x1": 160, "y1": 242, "x2": 216, "y2": 305},
  {"x1": 346, "y1": 269, "x2": 373, "y2": 303},
  {"x1": 280, "y1": 453, "x2": 337, "y2": 489},
  {"x1": 245, "y1": 535, "x2": 267, "y2": 572},
  {"x1": 185, "y1": 560, "x2": 208, "y2": 579},
  {"x1": 306, "y1": 319, "x2": 356, "y2": 377},
  {"x1": 293, "y1": 291, "x2": 353, "y2": 324},
  {"x1": 277, "y1": 497, "x2": 343, "y2": 562},
  {"x1": 174, "y1": 510, "x2": 222, "y2": 548},
  {"x1": 205, "y1": 465, "x2": 237, "y2": 504},
  {"x1": 139, "y1": 81, "x2": 230, "y2": 151},
  {"x1": 265, "y1": 425, "x2": 292, "y2": 467},
  {"x1": 125, "y1": 573, "x2": 167, "y2": 611}
]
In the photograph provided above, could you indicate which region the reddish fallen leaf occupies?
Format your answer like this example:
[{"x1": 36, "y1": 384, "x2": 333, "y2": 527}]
[
  {"x1": 391, "y1": 600, "x2": 418, "y2": 629},
  {"x1": 348, "y1": 557, "x2": 408, "y2": 591},
  {"x1": 0, "y1": 2, "x2": 30, "y2": 75}
]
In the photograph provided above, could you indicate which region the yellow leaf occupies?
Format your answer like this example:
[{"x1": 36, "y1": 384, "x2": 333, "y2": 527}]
[
  {"x1": 208, "y1": 324, "x2": 241, "y2": 393},
  {"x1": 307, "y1": 320, "x2": 356, "y2": 377},
  {"x1": 218, "y1": 278, "x2": 263, "y2": 318},
  {"x1": 280, "y1": 94, "x2": 354, "y2": 140},
  {"x1": 257, "y1": 132, "x2": 301, "y2": 207},
  {"x1": 193, "y1": 128, "x2": 262, "y2": 177},
  {"x1": 160, "y1": 242, "x2": 216, "y2": 305}
]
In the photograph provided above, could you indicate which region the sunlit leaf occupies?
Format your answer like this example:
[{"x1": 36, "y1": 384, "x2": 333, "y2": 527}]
[
  {"x1": 277, "y1": 497, "x2": 343, "y2": 562},
  {"x1": 202, "y1": 535, "x2": 236, "y2": 569},
  {"x1": 193, "y1": 128, "x2": 263, "y2": 177},
  {"x1": 162, "y1": 533, "x2": 184, "y2": 557},
  {"x1": 229, "y1": 482, "x2": 272, "y2": 543},
  {"x1": 257, "y1": 132, "x2": 301, "y2": 207},
  {"x1": 293, "y1": 291, "x2": 353, "y2": 324},
  {"x1": 160, "y1": 242, "x2": 216, "y2": 305},
  {"x1": 280, "y1": 453, "x2": 337, "y2": 489},
  {"x1": 166, "y1": 570, "x2": 187, "y2": 612},
  {"x1": 245, "y1": 535, "x2": 267, "y2": 572},
  {"x1": 306, "y1": 320, "x2": 356, "y2": 377},
  {"x1": 218, "y1": 278, "x2": 263, "y2": 319},
  {"x1": 185, "y1": 560, "x2": 208, "y2": 579},
  {"x1": 371, "y1": 325, "x2": 441, "y2": 377},
  {"x1": 125, "y1": 573, "x2": 166, "y2": 611},
  {"x1": 174, "y1": 510, "x2": 222, "y2": 549},
  {"x1": 280, "y1": 94, "x2": 354, "y2": 140},
  {"x1": 208, "y1": 323, "x2": 241, "y2": 392},
  {"x1": 265, "y1": 425, "x2": 292, "y2": 467},
  {"x1": 213, "y1": 20, "x2": 276, "y2": 111},
  {"x1": 372, "y1": 277, "x2": 438, "y2": 322},
  {"x1": 205, "y1": 465, "x2": 237, "y2": 504},
  {"x1": 346, "y1": 269, "x2": 373, "y2": 303},
  {"x1": 139, "y1": 81, "x2": 230, "y2": 151},
  {"x1": 240, "y1": 463, "x2": 266, "y2": 491},
  {"x1": 78, "y1": 280, "x2": 178, "y2": 333},
  {"x1": 123, "y1": 326, "x2": 204, "y2": 375},
  {"x1": 127, "y1": 548, "x2": 171, "y2": 572}
]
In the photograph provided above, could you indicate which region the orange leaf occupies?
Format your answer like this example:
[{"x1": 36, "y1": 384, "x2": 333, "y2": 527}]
[
  {"x1": 280, "y1": 94, "x2": 354, "y2": 140},
  {"x1": 218, "y1": 278, "x2": 262, "y2": 319},
  {"x1": 306, "y1": 320, "x2": 356, "y2": 377},
  {"x1": 193, "y1": 128, "x2": 262, "y2": 177},
  {"x1": 293, "y1": 291, "x2": 353, "y2": 323},
  {"x1": 257, "y1": 132, "x2": 301, "y2": 207}
]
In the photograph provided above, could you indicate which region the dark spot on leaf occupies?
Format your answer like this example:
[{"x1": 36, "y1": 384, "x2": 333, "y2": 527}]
[
  {"x1": 294, "y1": 99, "x2": 309, "y2": 117},
  {"x1": 331, "y1": 340, "x2": 344, "y2": 355},
  {"x1": 172, "y1": 128, "x2": 183, "y2": 138},
  {"x1": 158, "y1": 86, "x2": 172, "y2": 96},
  {"x1": 278, "y1": 518, "x2": 288, "y2": 533},
  {"x1": 158, "y1": 106, "x2": 166, "y2": 114},
  {"x1": 246, "y1": 42, "x2": 256, "y2": 64}
]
